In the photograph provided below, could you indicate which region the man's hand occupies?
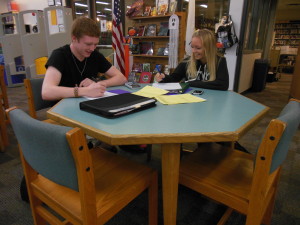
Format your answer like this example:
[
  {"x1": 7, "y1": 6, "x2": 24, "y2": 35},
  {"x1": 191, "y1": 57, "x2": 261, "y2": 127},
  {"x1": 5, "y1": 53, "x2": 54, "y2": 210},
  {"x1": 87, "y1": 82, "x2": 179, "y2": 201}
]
[
  {"x1": 83, "y1": 82, "x2": 107, "y2": 97},
  {"x1": 79, "y1": 78, "x2": 96, "y2": 87}
]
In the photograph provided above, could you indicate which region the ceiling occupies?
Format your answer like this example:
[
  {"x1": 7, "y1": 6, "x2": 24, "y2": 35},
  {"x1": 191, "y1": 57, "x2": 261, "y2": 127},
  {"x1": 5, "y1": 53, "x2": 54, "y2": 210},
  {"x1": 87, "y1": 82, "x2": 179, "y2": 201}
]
[
  {"x1": 73, "y1": 0, "x2": 300, "y2": 22},
  {"x1": 276, "y1": 0, "x2": 300, "y2": 21}
]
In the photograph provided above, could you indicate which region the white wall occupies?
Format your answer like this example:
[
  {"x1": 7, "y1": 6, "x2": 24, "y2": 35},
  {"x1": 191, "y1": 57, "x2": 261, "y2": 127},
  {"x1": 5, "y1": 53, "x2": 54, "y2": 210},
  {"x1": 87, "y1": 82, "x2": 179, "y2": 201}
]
[
  {"x1": 226, "y1": 0, "x2": 245, "y2": 91},
  {"x1": 14, "y1": 0, "x2": 48, "y2": 11},
  {"x1": 0, "y1": 0, "x2": 66, "y2": 12},
  {"x1": 238, "y1": 52, "x2": 262, "y2": 93}
]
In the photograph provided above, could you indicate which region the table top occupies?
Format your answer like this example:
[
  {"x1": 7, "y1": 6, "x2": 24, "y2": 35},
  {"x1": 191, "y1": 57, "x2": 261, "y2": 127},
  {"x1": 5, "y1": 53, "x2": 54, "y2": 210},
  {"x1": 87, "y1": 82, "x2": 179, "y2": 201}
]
[{"x1": 47, "y1": 86, "x2": 269, "y2": 145}]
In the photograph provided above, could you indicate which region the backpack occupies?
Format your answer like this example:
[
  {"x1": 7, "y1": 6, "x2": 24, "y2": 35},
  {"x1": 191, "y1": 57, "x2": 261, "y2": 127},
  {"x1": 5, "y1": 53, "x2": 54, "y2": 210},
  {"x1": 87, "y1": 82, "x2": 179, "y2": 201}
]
[{"x1": 216, "y1": 15, "x2": 238, "y2": 49}]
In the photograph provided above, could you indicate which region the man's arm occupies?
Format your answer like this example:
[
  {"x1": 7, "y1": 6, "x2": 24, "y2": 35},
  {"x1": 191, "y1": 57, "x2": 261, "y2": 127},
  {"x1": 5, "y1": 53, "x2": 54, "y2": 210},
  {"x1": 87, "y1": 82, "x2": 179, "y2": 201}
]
[
  {"x1": 42, "y1": 66, "x2": 106, "y2": 101},
  {"x1": 101, "y1": 66, "x2": 127, "y2": 87}
]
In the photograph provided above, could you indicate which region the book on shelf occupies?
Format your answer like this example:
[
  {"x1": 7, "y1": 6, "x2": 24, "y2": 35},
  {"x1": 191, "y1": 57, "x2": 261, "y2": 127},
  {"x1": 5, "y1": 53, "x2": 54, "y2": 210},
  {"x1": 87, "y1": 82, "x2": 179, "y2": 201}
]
[
  {"x1": 143, "y1": 6, "x2": 152, "y2": 16},
  {"x1": 130, "y1": 44, "x2": 140, "y2": 54},
  {"x1": 135, "y1": 72, "x2": 141, "y2": 82},
  {"x1": 132, "y1": 63, "x2": 143, "y2": 72},
  {"x1": 139, "y1": 42, "x2": 154, "y2": 55},
  {"x1": 145, "y1": 24, "x2": 157, "y2": 36},
  {"x1": 158, "y1": 22, "x2": 169, "y2": 36},
  {"x1": 128, "y1": 26, "x2": 138, "y2": 36},
  {"x1": 142, "y1": 63, "x2": 151, "y2": 72},
  {"x1": 169, "y1": 0, "x2": 177, "y2": 14},
  {"x1": 139, "y1": 72, "x2": 152, "y2": 83},
  {"x1": 137, "y1": 25, "x2": 146, "y2": 36},
  {"x1": 126, "y1": 0, "x2": 144, "y2": 17},
  {"x1": 157, "y1": 0, "x2": 169, "y2": 15},
  {"x1": 128, "y1": 71, "x2": 136, "y2": 83},
  {"x1": 157, "y1": 47, "x2": 166, "y2": 56}
]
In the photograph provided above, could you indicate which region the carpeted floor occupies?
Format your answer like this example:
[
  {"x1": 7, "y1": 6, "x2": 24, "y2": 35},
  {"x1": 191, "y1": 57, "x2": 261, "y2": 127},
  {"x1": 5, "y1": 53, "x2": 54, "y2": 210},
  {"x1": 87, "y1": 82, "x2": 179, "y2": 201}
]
[{"x1": 1, "y1": 74, "x2": 300, "y2": 225}]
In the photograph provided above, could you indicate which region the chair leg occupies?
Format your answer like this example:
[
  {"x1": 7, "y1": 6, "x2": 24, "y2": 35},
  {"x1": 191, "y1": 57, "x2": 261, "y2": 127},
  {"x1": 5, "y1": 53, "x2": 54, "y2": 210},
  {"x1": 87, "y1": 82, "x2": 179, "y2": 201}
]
[
  {"x1": 146, "y1": 144, "x2": 152, "y2": 162},
  {"x1": 148, "y1": 171, "x2": 158, "y2": 225},
  {"x1": 217, "y1": 208, "x2": 233, "y2": 225}
]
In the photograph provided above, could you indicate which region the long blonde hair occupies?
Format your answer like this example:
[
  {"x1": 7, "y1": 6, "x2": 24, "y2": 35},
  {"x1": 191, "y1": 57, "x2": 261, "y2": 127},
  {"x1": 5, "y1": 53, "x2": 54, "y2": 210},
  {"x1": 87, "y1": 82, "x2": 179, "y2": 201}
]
[{"x1": 186, "y1": 29, "x2": 217, "y2": 81}]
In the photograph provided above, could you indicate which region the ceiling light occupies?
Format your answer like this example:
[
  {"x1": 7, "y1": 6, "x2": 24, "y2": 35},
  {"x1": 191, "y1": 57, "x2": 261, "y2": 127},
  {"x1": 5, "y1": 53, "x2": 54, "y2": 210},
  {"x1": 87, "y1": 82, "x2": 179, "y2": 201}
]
[
  {"x1": 96, "y1": 1, "x2": 109, "y2": 5},
  {"x1": 104, "y1": 8, "x2": 112, "y2": 11},
  {"x1": 76, "y1": 12, "x2": 84, "y2": 15},
  {"x1": 200, "y1": 4, "x2": 208, "y2": 8},
  {"x1": 75, "y1": 3, "x2": 88, "y2": 7}
]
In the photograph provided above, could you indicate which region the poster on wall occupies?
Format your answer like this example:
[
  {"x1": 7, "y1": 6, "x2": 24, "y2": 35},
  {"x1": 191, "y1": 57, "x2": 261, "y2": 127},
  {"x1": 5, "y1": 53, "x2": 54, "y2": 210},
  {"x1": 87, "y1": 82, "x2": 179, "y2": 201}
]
[
  {"x1": 48, "y1": 0, "x2": 55, "y2": 6},
  {"x1": 101, "y1": 20, "x2": 107, "y2": 32},
  {"x1": 55, "y1": 0, "x2": 62, "y2": 6}
]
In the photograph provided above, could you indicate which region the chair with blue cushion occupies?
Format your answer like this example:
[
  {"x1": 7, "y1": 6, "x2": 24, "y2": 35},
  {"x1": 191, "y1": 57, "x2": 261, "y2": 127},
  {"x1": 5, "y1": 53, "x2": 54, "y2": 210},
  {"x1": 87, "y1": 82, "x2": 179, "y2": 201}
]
[
  {"x1": 179, "y1": 99, "x2": 300, "y2": 225},
  {"x1": 24, "y1": 78, "x2": 57, "y2": 123},
  {"x1": 7, "y1": 107, "x2": 158, "y2": 225}
]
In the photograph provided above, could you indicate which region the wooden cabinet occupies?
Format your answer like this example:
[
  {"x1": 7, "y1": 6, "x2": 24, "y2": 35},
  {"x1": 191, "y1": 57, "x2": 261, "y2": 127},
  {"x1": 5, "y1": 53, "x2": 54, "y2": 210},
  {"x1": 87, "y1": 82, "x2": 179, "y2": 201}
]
[
  {"x1": 126, "y1": 12, "x2": 186, "y2": 73},
  {"x1": 274, "y1": 21, "x2": 300, "y2": 47}
]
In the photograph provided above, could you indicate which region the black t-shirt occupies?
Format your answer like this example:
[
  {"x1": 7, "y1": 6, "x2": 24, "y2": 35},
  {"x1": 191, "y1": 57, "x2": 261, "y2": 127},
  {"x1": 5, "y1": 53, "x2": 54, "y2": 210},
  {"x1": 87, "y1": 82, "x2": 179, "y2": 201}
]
[{"x1": 45, "y1": 45, "x2": 112, "y2": 87}]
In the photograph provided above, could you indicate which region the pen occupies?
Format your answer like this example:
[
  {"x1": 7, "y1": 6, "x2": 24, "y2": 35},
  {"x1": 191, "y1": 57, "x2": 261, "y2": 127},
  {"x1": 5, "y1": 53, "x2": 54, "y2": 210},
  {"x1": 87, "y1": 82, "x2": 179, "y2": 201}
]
[{"x1": 155, "y1": 65, "x2": 161, "y2": 74}]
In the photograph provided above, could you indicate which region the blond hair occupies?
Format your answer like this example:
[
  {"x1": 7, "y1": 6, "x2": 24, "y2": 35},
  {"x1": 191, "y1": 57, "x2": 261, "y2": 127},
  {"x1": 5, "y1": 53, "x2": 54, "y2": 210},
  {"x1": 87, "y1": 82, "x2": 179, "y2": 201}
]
[
  {"x1": 186, "y1": 29, "x2": 217, "y2": 81},
  {"x1": 71, "y1": 17, "x2": 100, "y2": 39}
]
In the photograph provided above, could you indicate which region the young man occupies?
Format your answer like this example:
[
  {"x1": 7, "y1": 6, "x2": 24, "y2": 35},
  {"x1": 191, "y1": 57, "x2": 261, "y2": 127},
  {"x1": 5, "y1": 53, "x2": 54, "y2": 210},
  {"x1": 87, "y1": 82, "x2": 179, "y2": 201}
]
[{"x1": 42, "y1": 17, "x2": 127, "y2": 101}]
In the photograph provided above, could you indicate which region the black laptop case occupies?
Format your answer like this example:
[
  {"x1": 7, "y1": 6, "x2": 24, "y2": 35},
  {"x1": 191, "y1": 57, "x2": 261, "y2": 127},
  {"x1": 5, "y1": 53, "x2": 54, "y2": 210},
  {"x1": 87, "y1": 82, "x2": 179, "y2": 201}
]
[{"x1": 79, "y1": 93, "x2": 157, "y2": 118}]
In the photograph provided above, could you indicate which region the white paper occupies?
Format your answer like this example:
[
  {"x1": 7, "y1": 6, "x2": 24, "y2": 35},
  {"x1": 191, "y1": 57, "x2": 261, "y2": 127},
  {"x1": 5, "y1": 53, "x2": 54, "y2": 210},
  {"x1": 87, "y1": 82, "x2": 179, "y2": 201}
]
[
  {"x1": 152, "y1": 82, "x2": 182, "y2": 90},
  {"x1": 84, "y1": 91, "x2": 116, "y2": 100}
]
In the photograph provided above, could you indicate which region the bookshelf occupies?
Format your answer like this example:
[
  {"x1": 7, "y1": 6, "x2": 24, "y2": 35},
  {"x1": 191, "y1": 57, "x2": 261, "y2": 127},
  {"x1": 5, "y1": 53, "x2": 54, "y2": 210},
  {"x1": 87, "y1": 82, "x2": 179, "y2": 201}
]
[
  {"x1": 126, "y1": 12, "x2": 186, "y2": 74},
  {"x1": 274, "y1": 21, "x2": 300, "y2": 47}
]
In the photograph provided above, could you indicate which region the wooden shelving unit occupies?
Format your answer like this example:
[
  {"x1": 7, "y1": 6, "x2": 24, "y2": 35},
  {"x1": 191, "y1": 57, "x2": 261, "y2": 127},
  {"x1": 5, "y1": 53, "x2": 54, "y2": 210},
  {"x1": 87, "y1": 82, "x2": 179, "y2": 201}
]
[
  {"x1": 274, "y1": 21, "x2": 300, "y2": 47},
  {"x1": 126, "y1": 12, "x2": 186, "y2": 73}
]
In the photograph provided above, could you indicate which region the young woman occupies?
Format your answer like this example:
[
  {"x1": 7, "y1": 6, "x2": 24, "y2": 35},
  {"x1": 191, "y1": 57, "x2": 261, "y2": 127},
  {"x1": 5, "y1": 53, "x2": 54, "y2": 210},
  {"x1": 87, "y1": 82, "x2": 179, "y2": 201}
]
[{"x1": 155, "y1": 29, "x2": 229, "y2": 90}]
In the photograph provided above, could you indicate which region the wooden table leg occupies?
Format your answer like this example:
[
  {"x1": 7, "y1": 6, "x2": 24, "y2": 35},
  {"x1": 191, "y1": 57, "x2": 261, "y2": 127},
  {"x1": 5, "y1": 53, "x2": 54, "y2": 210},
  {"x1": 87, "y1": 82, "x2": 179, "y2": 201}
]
[{"x1": 161, "y1": 143, "x2": 181, "y2": 225}]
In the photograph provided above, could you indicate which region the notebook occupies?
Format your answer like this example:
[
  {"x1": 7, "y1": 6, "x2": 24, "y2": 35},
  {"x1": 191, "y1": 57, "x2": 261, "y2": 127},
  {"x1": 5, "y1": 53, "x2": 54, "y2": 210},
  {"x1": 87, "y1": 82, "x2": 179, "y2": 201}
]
[
  {"x1": 152, "y1": 83, "x2": 190, "y2": 94},
  {"x1": 79, "y1": 93, "x2": 157, "y2": 118}
]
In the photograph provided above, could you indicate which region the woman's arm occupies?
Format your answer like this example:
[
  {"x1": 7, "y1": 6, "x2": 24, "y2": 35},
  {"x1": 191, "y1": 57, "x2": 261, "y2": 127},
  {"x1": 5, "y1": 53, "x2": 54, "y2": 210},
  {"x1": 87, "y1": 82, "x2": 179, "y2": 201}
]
[{"x1": 159, "y1": 62, "x2": 187, "y2": 83}]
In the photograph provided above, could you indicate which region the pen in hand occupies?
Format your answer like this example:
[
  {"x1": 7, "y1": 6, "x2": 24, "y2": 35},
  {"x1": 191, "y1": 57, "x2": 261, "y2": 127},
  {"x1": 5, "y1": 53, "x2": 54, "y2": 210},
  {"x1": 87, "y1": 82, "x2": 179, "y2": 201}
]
[{"x1": 154, "y1": 65, "x2": 165, "y2": 82}]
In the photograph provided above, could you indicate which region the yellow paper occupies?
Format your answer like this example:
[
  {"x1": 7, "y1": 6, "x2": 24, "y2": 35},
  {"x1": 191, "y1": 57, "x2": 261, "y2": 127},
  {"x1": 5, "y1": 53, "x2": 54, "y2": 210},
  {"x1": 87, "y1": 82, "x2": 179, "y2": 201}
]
[
  {"x1": 50, "y1": 10, "x2": 57, "y2": 25},
  {"x1": 156, "y1": 94, "x2": 206, "y2": 105},
  {"x1": 133, "y1": 85, "x2": 168, "y2": 98}
]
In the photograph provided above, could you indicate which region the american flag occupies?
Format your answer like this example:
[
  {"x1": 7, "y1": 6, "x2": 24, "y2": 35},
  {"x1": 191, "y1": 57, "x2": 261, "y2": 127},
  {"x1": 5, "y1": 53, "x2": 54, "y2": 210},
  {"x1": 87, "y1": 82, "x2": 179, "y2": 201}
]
[{"x1": 112, "y1": 0, "x2": 125, "y2": 75}]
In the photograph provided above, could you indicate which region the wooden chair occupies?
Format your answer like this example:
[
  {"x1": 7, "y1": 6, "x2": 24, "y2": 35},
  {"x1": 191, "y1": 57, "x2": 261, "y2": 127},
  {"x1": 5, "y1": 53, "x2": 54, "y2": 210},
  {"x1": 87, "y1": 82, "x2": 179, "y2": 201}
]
[
  {"x1": 0, "y1": 65, "x2": 9, "y2": 110},
  {"x1": 24, "y1": 78, "x2": 58, "y2": 124},
  {"x1": 24, "y1": 77, "x2": 54, "y2": 118},
  {"x1": 179, "y1": 98, "x2": 300, "y2": 225},
  {"x1": 0, "y1": 65, "x2": 9, "y2": 151},
  {"x1": 7, "y1": 107, "x2": 158, "y2": 225},
  {"x1": 0, "y1": 104, "x2": 8, "y2": 151}
]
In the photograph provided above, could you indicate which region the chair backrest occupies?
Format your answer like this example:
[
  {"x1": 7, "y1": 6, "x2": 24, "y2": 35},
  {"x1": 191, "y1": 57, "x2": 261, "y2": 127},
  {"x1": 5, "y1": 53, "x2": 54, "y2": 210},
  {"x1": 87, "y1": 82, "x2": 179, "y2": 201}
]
[
  {"x1": 8, "y1": 108, "x2": 79, "y2": 191},
  {"x1": 24, "y1": 78, "x2": 56, "y2": 118},
  {"x1": 270, "y1": 99, "x2": 300, "y2": 173},
  {"x1": 254, "y1": 99, "x2": 300, "y2": 174}
]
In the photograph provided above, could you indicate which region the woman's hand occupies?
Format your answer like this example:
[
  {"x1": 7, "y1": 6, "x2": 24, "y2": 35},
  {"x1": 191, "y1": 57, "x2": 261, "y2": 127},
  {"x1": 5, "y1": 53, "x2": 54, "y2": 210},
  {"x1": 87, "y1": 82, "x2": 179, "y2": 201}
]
[{"x1": 154, "y1": 73, "x2": 165, "y2": 82}]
